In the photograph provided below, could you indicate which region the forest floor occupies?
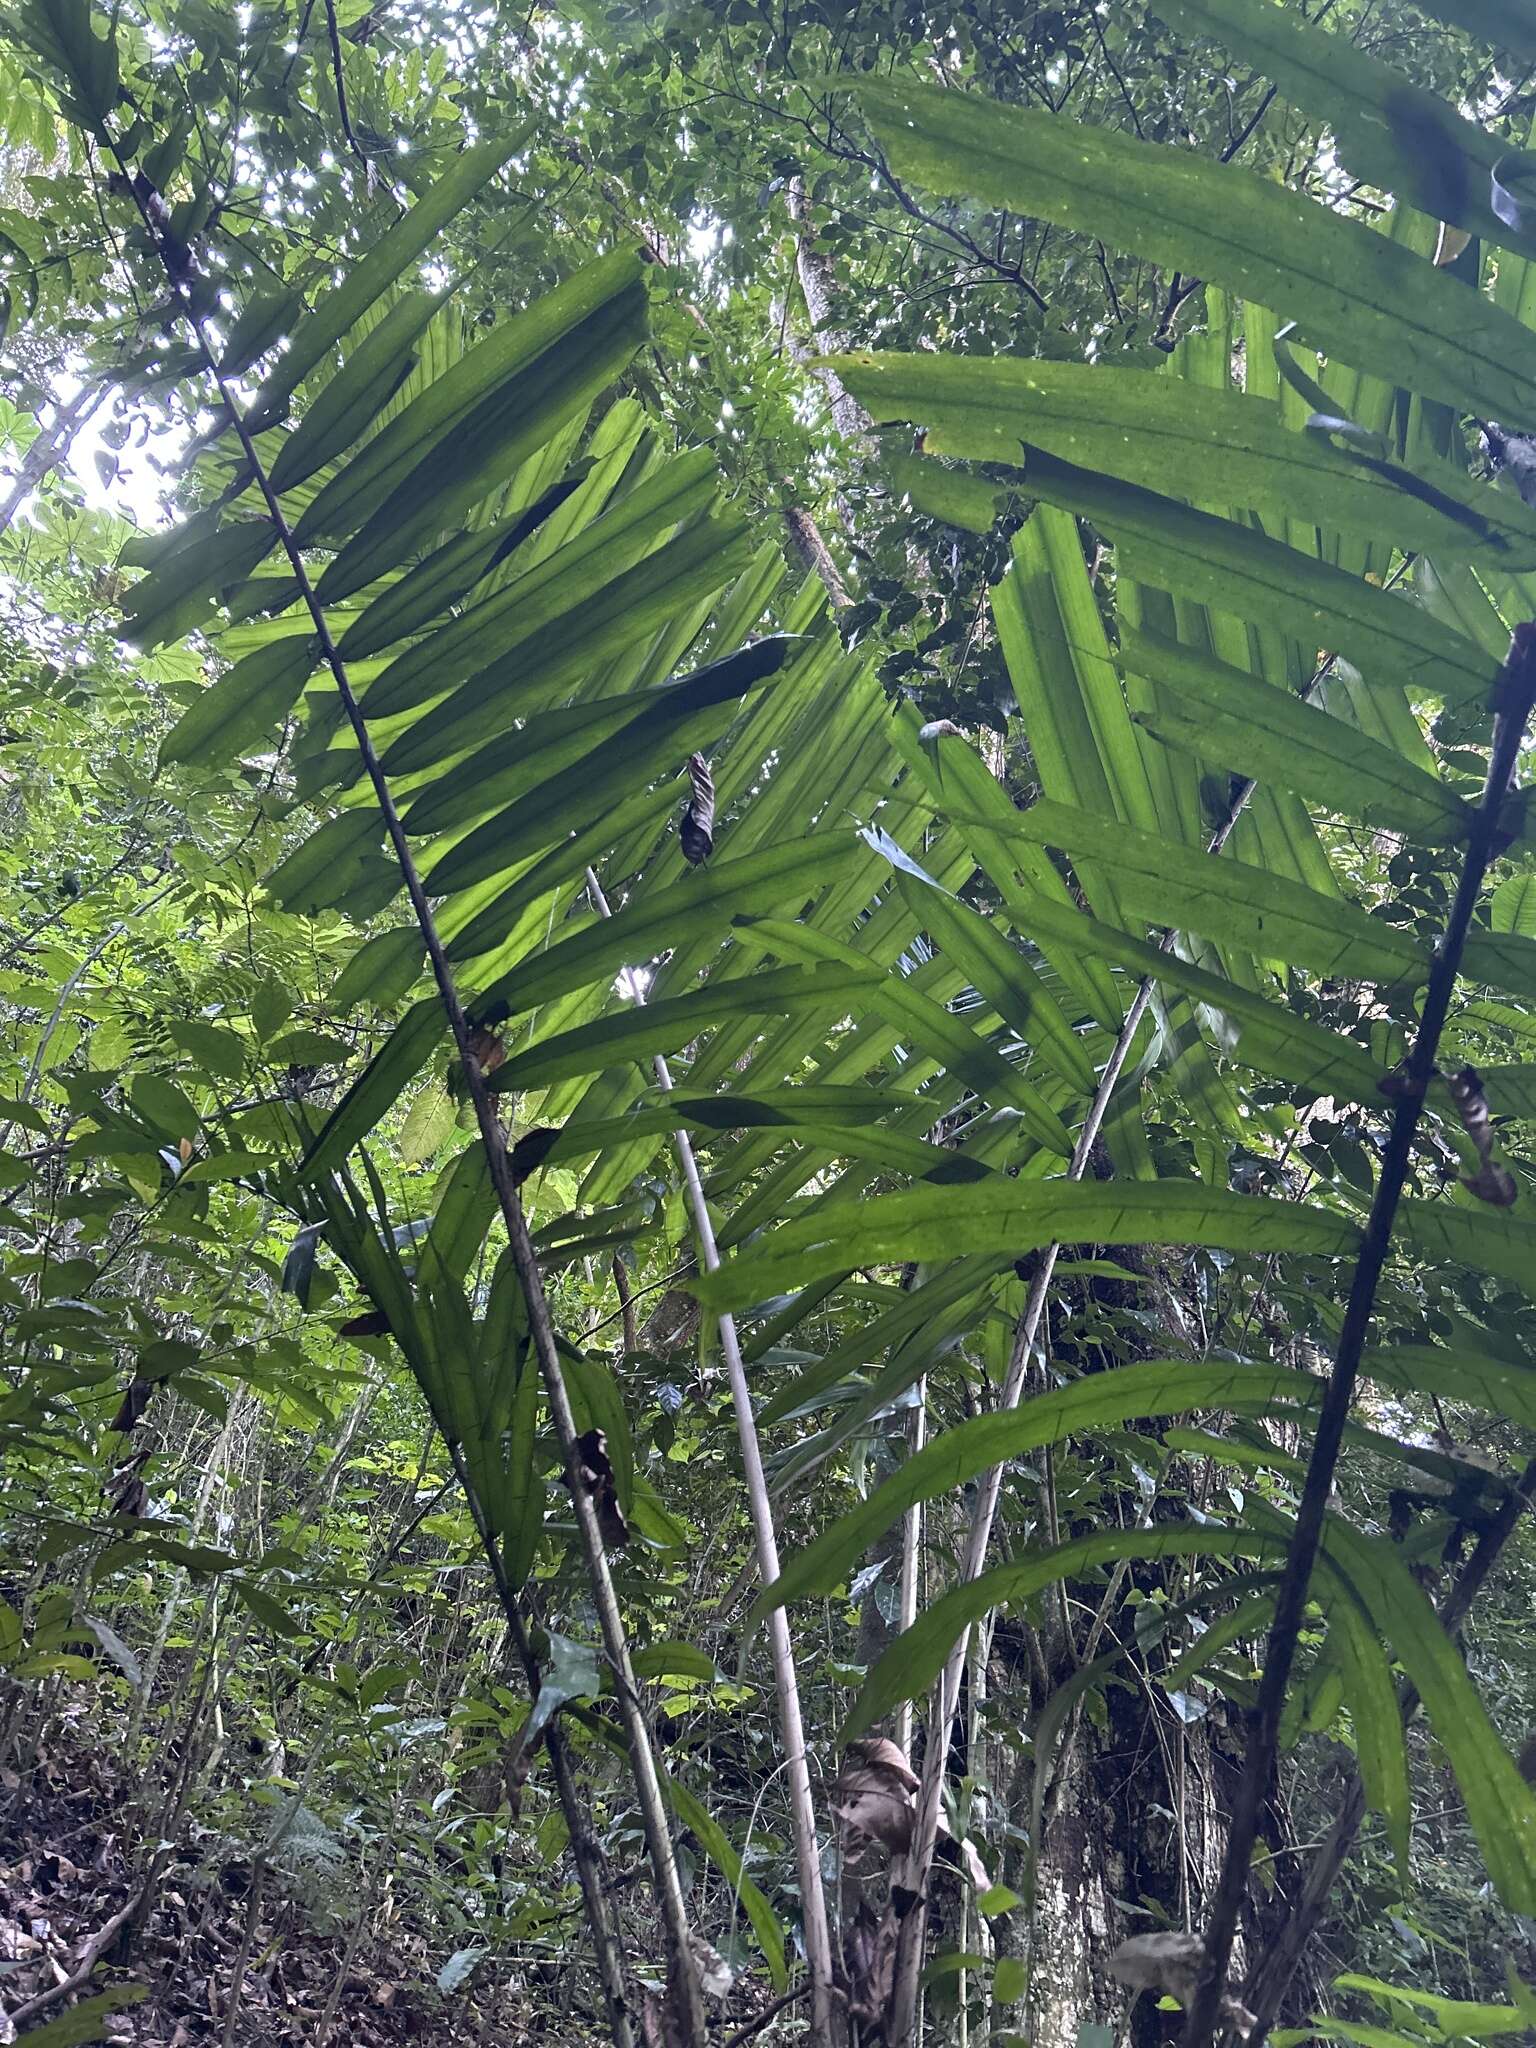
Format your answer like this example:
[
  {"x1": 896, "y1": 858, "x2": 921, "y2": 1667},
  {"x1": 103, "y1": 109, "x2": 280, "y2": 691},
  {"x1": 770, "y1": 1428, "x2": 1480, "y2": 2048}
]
[{"x1": 0, "y1": 1716, "x2": 548, "y2": 2045}]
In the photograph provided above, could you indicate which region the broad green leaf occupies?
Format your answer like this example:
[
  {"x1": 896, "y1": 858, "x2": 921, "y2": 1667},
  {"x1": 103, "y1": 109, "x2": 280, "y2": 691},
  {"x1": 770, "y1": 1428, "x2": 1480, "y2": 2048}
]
[
  {"x1": 1317, "y1": 1548, "x2": 1411, "y2": 1880},
  {"x1": 332, "y1": 928, "x2": 425, "y2": 1011},
  {"x1": 364, "y1": 446, "x2": 719, "y2": 720},
  {"x1": 426, "y1": 1145, "x2": 495, "y2": 1283},
  {"x1": 420, "y1": 638, "x2": 794, "y2": 886},
  {"x1": 1396, "y1": 1200, "x2": 1536, "y2": 1294},
  {"x1": 335, "y1": 469, "x2": 588, "y2": 661},
  {"x1": 846, "y1": 1527, "x2": 1279, "y2": 1740},
  {"x1": 1365, "y1": 1344, "x2": 1536, "y2": 1427},
  {"x1": 445, "y1": 781, "x2": 678, "y2": 966},
  {"x1": 698, "y1": 1178, "x2": 1360, "y2": 1310},
  {"x1": 836, "y1": 351, "x2": 1536, "y2": 563},
  {"x1": 11, "y1": 0, "x2": 119, "y2": 139},
  {"x1": 525, "y1": 1631, "x2": 601, "y2": 1743},
  {"x1": 499, "y1": 1350, "x2": 542, "y2": 1587},
  {"x1": 530, "y1": 1102, "x2": 985, "y2": 1187},
  {"x1": 129, "y1": 1073, "x2": 199, "y2": 1139},
  {"x1": 751, "y1": 1358, "x2": 1319, "y2": 1619},
  {"x1": 1001, "y1": 890, "x2": 1383, "y2": 1102},
  {"x1": 1157, "y1": 0, "x2": 1523, "y2": 253},
  {"x1": 159, "y1": 635, "x2": 318, "y2": 770},
  {"x1": 1119, "y1": 627, "x2": 1471, "y2": 844},
  {"x1": 247, "y1": 128, "x2": 532, "y2": 432},
  {"x1": 218, "y1": 283, "x2": 304, "y2": 380},
  {"x1": 1275, "y1": 2016, "x2": 1420, "y2": 2047},
  {"x1": 396, "y1": 1079, "x2": 456, "y2": 1165},
  {"x1": 268, "y1": 290, "x2": 441, "y2": 494},
  {"x1": 1491, "y1": 873, "x2": 1536, "y2": 938},
  {"x1": 629, "y1": 1641, "x2": 721, "y2": 1685},
  {"x1": 1017, "y1": 798, "x2": 1426, "y2": 985},
  {"x1": 885, "y1": 848, "x2": 1094, "y2": 1095},
  {"x1": 298, "y1": 249, "x2": 645, "y2": 563},
  {"x1": 437, "y1": 1949, "x2": 485, "y2": 1997},
  {"x1": 995, "y1": 506, "x2": 1160, "y2": 848},
  {"x1": 755, "y1": 1258, "x2": 1011, "y2": 1430},
  {"x1": 661, "y1": 1772, "x2": 788, "y2": 1991},
  {"x1": 522, "y1": 1087, "x2": 910, "y2": 1166},
  {"x1": 488, "y1": 967, "x2": 873, "y2": 1093},
  {"x1": 5, "y1": 1986, "x2": 150, "y2": 2045},
  {"x1": 892, "y1": 450, "x2": 1498, "y2": 709},
  {"x1": 1462, "y1": 926, "x2": 1536, "y2": 1000},
  {"x1": 888, "y1": 706, "x2": 1121, "y2": 1029},
  {"x1": 301, "y1": 997, "x2": 443, "y2": 1177},
  {"x1": 994, "y1": 1957, "x2": 1027, "y2": 2004},
  {"x1": 1331, "y1": 1974, "x2": 1534, "y2": 2039},
  {"x1": 265, "y1": 810, "x2": 389, "y2": 917},
  {"x1": 1472, "y1": 1063, "x2": 1536, "y2": 1123},
  {"x1": 473, "y1": 832, "x2": 855, "y2": 1022},
  {"x1": 168, "y1": 1019, "x2": 248, "y2": 1081},
  {"x1": 379, "y1": 513, "x2": 753, "y2": 775},
  {"x1": 0, "y1": 1096, "x2": 49, "y2": 1137},
  {"x1": 1367, "y1": 2, "x2": 1536, "y2": 69},
  {"x1": 233, "y1": 1579, "x2": 304, "y2": 1637},
  {"x1": 178, "y1": 1149, "x2": 270, "y2": 1185},
  {"x1": 317, "y1": 283, "x2": 649, "y2": 603},
  {"x1": 1324, "y1": 1520, "x2": 1536, "y2": 1911},
  {"x1": 121, "y1": 520, "x2": 278, "y2": 651},
  {"x1": 842, "y1": 73, "x2": 1536, "y2": 421},
  {"x1": 733, "y1": 913, "x2": 1073, "y2": 1152}
]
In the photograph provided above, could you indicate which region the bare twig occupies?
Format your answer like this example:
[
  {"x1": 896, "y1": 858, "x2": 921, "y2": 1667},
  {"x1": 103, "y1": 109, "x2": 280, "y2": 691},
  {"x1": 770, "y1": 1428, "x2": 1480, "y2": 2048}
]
[
  {"x1": 720, "y1": 1981, "x2": 814, "y2": 2048},
  {"x1": 3, "y1": 1885, "x2": 145, "y2": 2028},
  {"x1": 321, "y1": 0, "x2": 368, "y2": 171}
]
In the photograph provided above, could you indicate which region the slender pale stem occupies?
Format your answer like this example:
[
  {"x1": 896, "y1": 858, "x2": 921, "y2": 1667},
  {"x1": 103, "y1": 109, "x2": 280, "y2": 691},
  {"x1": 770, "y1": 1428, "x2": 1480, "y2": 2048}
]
[
  {"x1": 888, "y1": 718, "x2": 1290, "y2": 2042},
  {"x1": 584, "y1": 865, "x2": 840, "y2": 2042},
  {"x1": 447, "y1": 1442, "x2": 638, "y2": 2048},
  {"x1": 886, "y1": 974, "x2": 1154, "y2": 2044},
  {"x1": 894, "y1": 1381, "x2": 927, "y2": 1757}
]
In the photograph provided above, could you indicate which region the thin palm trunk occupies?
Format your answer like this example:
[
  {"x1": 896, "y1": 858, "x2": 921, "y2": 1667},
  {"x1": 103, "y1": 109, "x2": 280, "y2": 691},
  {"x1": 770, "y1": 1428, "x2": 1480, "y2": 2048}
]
[
  {"x1": 115, "y1": 153, "x2": 706, "y2": 2048},
  {"x1": 584, "y1": 864, "x2": 840, "y2": 2043}
]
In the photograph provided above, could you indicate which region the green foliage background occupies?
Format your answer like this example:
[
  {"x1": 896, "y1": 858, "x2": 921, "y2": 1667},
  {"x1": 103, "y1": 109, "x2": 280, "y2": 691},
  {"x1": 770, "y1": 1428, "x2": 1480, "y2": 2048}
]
[{"x1": 4, "y1": 2, "x2": 1536, "y2": 2044}]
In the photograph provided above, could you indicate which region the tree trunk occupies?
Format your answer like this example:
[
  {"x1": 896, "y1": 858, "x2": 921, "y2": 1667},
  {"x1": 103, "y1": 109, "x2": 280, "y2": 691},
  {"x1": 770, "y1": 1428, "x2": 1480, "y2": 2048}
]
[{"x1": 1025, "y1": 1731, "x2": 1120, "y2": 2048}]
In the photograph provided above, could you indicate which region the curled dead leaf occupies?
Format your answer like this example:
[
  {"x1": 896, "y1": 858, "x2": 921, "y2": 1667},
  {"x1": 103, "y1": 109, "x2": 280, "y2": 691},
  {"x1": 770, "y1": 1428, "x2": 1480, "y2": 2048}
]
[
  {"x1": 680, "y1": 752, "x2": 715, "y2": 865},
  {"x1": 466, "y1": 1025, "x2": 505, "y2": 1078},
  {"x1": 567, "y1": 1427, "x2": 628, "y2": 1549},
  {"x1": 833, "y1": 1736, "x2": 990, "y2": 1891}
]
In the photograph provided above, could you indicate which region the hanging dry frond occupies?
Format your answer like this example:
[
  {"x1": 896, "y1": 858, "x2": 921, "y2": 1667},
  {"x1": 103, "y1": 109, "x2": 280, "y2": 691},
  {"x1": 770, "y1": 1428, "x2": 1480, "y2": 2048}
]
[
  {"x1": 1446, "y1": 1064, "x2": 1518, "y2": 1207},
  {"x1": 833, "y1": 1737, "x2": 990, "y2": 1891},
  {"x1": 679, "y1": 751, "x2": 715, "y2": 865}
]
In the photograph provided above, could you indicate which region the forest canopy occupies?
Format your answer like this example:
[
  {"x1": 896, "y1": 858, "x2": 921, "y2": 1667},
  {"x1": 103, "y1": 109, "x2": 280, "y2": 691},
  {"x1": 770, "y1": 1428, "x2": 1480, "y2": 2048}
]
[{"x1": 4, "y1": 3, "x2": 1536, "y2": 2046}]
